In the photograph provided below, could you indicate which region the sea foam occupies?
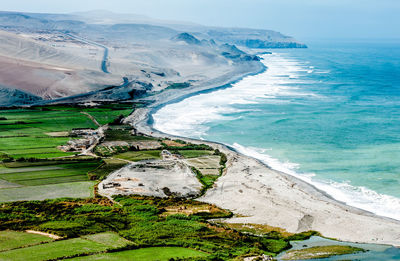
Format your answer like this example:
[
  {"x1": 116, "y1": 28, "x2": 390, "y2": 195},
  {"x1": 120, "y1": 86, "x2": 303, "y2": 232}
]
[
  {"x1": 153, "y1": 53, "x2": 318, "y2": 137},
  {"x1": 232, "y1": 143, "x2": 400, "y2": 221},
  {"x1": 152, "y1": 52, "x2": 400, "y2": 221}
]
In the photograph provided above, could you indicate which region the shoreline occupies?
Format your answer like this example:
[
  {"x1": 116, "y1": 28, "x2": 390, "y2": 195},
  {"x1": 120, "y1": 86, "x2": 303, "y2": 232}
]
[{"x1": 124, "y1": 61, "x2": 400, "y2": 247}]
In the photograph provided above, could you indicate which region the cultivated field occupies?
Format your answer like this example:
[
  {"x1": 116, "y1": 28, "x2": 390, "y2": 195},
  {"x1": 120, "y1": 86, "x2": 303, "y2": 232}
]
[
  {"x1": 0, "y1": 162, "x2": 100, "y2": 186},
  {"x1": 71, "y1": 247, "x2": 209, "y2": 260},
  {"x1": 0, "y1": 181, "x2": 97, "y2": 202},
  {"x1": 114, "y1": 150, "x2": 162, "y2": 162},
  {"x1": 0, "y1": 231, "x2": 54, "y2": 252},
  {"x1": 0, "y1": 236, "x2": 110, "y2": 260},
  {"x1": 184, "y1": 155, "x2": 221, "y2": 175},
  {"x1": 0, "y1": 159, "x2": 102, "y2": 202},
  {"x1": 0, "y1": 105, "x2": 132, "y2": 159},
  {"x1": 0, "y1": 104, "x2": 133, "y2": 202},
  {"x1": 178, "y1": 150, "x2": 213, "y2": 158}
]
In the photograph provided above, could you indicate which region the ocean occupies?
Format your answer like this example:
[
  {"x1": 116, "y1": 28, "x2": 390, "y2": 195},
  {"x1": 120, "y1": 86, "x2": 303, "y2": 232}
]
[{"x1": 152, "y1": 40, "x2": 400, "y2": 221}]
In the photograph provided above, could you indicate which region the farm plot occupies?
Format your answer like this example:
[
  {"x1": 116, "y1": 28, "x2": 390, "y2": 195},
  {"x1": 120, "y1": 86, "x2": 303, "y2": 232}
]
[
  {"x1": 0, "y1": 231, "x2": 54, "y2": 252},
  {"x1": 114, "y1": 150, "x2": 162, "y2": 162},
  {"x1": 71, "y1": 247, "x2": 209, "y2": 261},
  {"x1": 178, "y1": 150, "x2": 213, "y2": 158},
  {"x1": 0, "y1": 237, "x2": 108, "y2": 261},
  {"x1": 0, "y1": 105, "x2": 133, "y2": 159},
  {"x1": 0, "y1": 162, "x2": 100, "y2": 186},
  {"x1": 184, "y1": 155, "x2": 221, "y2": 175},
  {"x1": 0, "y1": 181, "x2": 96, "y2": 202},
  {"x1": 0, "y1": 109, "x2": 95, "y2": 159},
  {"x1": 0, "y1": 231, "x2": 134, "y2": 261},
  {"x1": 0, "y1": 161, "x2": 101, "y2": 202}
]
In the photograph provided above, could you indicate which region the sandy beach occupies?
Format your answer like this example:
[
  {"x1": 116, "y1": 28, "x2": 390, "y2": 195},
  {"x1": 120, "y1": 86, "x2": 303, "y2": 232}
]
[{"x1": 125, "y1": 66, "x2": 400, "y2": 247}]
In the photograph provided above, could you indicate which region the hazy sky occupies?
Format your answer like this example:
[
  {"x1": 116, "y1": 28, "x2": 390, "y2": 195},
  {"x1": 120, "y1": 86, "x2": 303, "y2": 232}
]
[{"x1": 2, "y1": 0, "x2": 399, "y2": 40}]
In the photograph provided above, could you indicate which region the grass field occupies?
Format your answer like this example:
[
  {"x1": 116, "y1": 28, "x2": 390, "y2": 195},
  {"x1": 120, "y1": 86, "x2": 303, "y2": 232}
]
[
  {"x1": 0, "y1": 231, "x2": 53, "y2": 252},
  {"x1": 0, "y1": 237, "x2": 109, "y2": 261},
  {"x1": 0, "y1": 181, "x2": 96, "y2": 202},
  {"x1": 83, "y1": 232, "x2": 132, "y2": 248},
  {"x1": 2, "y1": 159, "x2": 93, "y2": 168},
  {"x1": 0, "y1": 159, "x2": 101, "y2": 202},
  {"x1": 178, "y1": 150, "x2": 213, "y2": 158},
  {"x1": 114, "y1": 150, "x2": 162, "y2": 162},
  {"x1": 0, "y1": 231, "x2": 206, "y2": 261},
  {"x1": 0, "y1": 162, "x2": 101, "y2": 186},
  {"x1": 72, "y1": 247, "x2": 209, "y2": 260}
]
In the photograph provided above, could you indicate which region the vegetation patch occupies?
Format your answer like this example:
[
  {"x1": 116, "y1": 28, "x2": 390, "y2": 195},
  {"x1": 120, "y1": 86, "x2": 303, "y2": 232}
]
[
  {"x1": 0, "y1": 231, "x2": 53, "y2": 252},
  {"x1": 165, "y1": 82, "x2": 191, "y2": 90},
  {"x1": 162, "y1": 139, "x2": 187, "y2": 147},
  {"x1": 191, "y1": 167, "x2": 218, "y2": 196},
  {"x1": 0, "y1": 237, "x2": 109, "y2": 261},
  {"x1": 0, "y1": 196, "x2": 317, "y2": 260},
  {"x1": 220, "y1": 223, "x2": 296, "y2": 237},
  {"x1": 0, "y1": 161, "x2": 101, "y2": 186},
  {"x1": 83, "y1": 232, "x2": 132, "y2": 248},
  {"x1": 280, "y1": 245, "x2": 366, "y2": 260},
  {"x1": 0, "y1": 104, "x2": 133, "y2": 160},
  {"x1": 0, "y1": 181, "x2": 96, "y2": 202},
  {"x1": 178, "y1": 150, "x2": 213, "y2": 158},
  {"x1": 114, "y1": 150, "x2": 162, "y2": 162},
  {"x1": 70, "y1": 247, "x2": 208, "y2": 260},
  {"x1": 104, "y1": 125, "x2": 155, "y2": 142},
  {"x1": 87, "y1": 158, "x2": 128, "y2": 181}
]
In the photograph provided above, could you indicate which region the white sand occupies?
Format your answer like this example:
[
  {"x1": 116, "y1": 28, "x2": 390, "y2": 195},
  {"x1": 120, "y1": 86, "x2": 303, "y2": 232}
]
[{"x1": 125, "y1": 72, "x2": 400, "y2": 246}]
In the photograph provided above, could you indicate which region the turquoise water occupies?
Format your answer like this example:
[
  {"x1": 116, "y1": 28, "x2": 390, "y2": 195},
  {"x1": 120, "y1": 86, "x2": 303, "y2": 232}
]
[
  {"x1": 153, "y1": 41, "x2": 400, "y2": 220},
  {"x1": 277, "y1": 236, "x2": 400, "y2": 261}
]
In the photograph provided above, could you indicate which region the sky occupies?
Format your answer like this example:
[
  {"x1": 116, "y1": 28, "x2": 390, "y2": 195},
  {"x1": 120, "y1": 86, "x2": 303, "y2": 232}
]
[{"x1": 1, "y1": 0, "x2": 399, "y2": 41}]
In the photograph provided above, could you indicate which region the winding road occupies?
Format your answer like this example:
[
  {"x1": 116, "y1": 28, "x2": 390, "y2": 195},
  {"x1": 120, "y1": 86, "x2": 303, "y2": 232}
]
[{"x1": 65, "y1": 33, "x2": 110, "y2": 73}]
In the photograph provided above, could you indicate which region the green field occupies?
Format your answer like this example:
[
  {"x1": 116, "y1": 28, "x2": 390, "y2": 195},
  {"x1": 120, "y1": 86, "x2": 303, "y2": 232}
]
[
  {"x1": 114, "y1": 150, "x2": 162, "y2": 161},
  {"x1": 0, "y1": 231, "x2": 54, "y2": 252},
  {"x1": 0, "y1": 237, "x2": 109, "y2": 261},
  {"x1": 0, "y1": 231, "x2": 207, "y2": 261},
  {"x1": 104, "y1": 125, "x2": 156, "y2": 142},
  {"x1": 0, "y1": 196, "x2": 320, "y2": 260},
  {"x1": 82, "y1": 232, "x2": 132, "y2": 248},
  {"x1": 0, "y1": 232, "x2": 133, "y2": 261},
  {"x1": 0, "y1": 181, "x2": 96, "y2": 202},
  {"x1": 72, "y1": 247, "x2": 209, "y2": 260},
  {"x1": 0, "y1": 104, "x2": 133, "y2": 202},
  {"x1": 0, "y1": 105, "x2": 133, "y2": 159},
  {"x1": 87, "y1": 158, "x2": 128, "y2": 180},
  {"x1": 0, "y1": 159, "x2": 101, "y2": 202},
  {"x1": 178, "y1": 150, "x2": 213, "y2": 158},
  {"x1": 0, "y1": 162, "x2": 101, "y2": 186},
  {"x1": 0, "y1": 110, "x2": 95, "y2": 159}
]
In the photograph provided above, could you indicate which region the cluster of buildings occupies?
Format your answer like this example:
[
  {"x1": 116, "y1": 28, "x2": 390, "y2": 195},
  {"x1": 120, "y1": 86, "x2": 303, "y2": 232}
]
[{"x1": 58, "y1": 129, "x2": 101, "y2": 152}]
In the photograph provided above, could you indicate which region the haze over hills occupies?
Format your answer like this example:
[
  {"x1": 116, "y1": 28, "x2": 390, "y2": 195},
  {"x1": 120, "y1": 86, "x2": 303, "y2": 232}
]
[{"x1": 0, "y1": 10, "x2": 306, "y2": 106}]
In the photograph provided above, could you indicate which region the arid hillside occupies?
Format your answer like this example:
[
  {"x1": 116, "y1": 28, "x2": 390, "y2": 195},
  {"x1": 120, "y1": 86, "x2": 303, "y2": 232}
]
[{"x1": 0, "y1": 11, "x2": 306, "y2": 106}]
